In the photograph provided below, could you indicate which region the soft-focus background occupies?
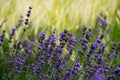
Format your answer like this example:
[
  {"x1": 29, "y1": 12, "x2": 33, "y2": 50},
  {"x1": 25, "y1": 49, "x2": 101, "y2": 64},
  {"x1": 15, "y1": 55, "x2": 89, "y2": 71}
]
[{"x1": 0, "y1": 0, "x2": 120, "y2": 41}]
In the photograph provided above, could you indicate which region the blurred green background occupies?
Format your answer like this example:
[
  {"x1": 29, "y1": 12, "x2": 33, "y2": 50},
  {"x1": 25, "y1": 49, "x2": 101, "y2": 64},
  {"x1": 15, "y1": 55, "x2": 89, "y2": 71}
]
[{"x1": 0, "y1": 0, "x2": 120, "y2": 41}]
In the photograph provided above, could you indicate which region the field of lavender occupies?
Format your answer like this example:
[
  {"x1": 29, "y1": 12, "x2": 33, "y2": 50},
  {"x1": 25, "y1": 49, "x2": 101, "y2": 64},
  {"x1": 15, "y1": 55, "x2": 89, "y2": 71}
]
[{"x1": 0, "y1": 0, "x2": 120, "y2": 80}]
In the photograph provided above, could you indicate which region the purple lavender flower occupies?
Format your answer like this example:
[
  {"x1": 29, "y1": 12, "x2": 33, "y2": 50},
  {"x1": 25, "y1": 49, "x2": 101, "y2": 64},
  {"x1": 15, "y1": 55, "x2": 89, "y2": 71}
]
[
  {"x1": 104, "y1": 63, "x2": 109, "y2": 73},
  {"x1": 38, "y1": 45, "x2": 42, "y2": 49},
  {"x1": 64, "y1": 69, "x2": 73, "y2": 80},
  {"x1": 22, "y1": 39, "x2": 28, "y2": 46},
  {"x1": 10, "y1": 27, "x2": 16, "y2": 36},
  {"x1": 101, "y1": 44, "x2": 106, "y2": 51},
  {"x1": 39, "y1": 75, "x2": 43, "y2": 80},
  {"x1": 85, "y1": 33, "x2": 91, "y2": 40},
  {"x1": 1, "y1": 30, "x2": 5, "y2": 39},
  {"x1": 12, "y1": 27, "x2": 16, "y2": 32},
  {"x1": 31, "y1": 63, "x2": 35, "y2": 74},
  {"x1": 101, "y1": 19, "x2": 107, "y2": 27},
  {"x1": 39, "y1": 32, "x2": 46, "y2": 42},
  {"x1": 0, "y1": 36, "x2": 2, "y2": 41},
  {"x1": 0, "y1": 41, "x2": 2, "y2": 46},
  {"x1": 100, "y1": 34, "x2": 104, "y2": 39},
  {"x1": 53, "y1": 76, "x2": 58, "y2": 80},
  {"x1": 16, "y1": 57, "x2": 25, "y2": 65},
  {"x1": 97, "y1": 54, "x2": 103, "y2": 61},
  {"x1": 91, "y1": 42, "x2": 98, "y2": 51},
  {"x1": 36, "y1": 65, "x2": 42, "y2": 73},
  {"x1": 68, "y1": 32, "x2": 72, "y2": 37},
  {"x1": 15, "y1": 66, "x2": 21, "y2": 73},
  {"x1": 93, "y1": 68, "x2": 105, "y2": 80},
  {"x1": 26, "y1": 41, "x2": 34, "y2": 52},
  {"x1": 73, "y1": 61, "x2": 81, "y2": 73},
  {"x1": 96, "y1": 38, "x2": 102, "y2": 44},
  {"x1": 107, "y1": 75, "x2": 116, "y2": 80},
  {"x1": 48, "y1": 69, "x2": 53, "y2": 73},
  {"x1": 114, "y1": 66, "x2": 120, "y2": 76},
  {"x1": 80, "y1": 38, "x2": 88, "y2": 50},
  {"x1": 108, "y1": 52, "x2": 116, "y2": 58},
  {"x1": 16, "y1": 16, "x2": 24, "y2": 28}
]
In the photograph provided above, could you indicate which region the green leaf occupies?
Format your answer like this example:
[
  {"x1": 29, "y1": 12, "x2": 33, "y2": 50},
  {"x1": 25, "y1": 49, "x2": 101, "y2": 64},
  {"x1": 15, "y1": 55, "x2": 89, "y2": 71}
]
[{"x1": 2, "y1": 38, "x2": 10, "y2": 53}]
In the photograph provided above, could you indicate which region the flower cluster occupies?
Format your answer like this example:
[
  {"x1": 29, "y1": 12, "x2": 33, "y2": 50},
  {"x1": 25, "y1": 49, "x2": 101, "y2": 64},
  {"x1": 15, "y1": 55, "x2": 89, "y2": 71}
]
[
  {"x1": 0, "y1": 30, "x2": 5, "y2": 46},
  {"x1": 0, "y1": 7, "x2": 120, "y2": 80},
  {"x1": 9, "y1": 27, "x2": 16, "y2": 43},
  {"x1": 3, "y1": 27, "x2": 119, "y2": 80}
]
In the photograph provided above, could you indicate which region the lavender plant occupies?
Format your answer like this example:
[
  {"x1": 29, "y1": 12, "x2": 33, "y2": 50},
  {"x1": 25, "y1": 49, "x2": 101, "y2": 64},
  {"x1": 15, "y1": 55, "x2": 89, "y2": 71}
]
[{"x1": 0, "y1": 7, "x2": 120, "y2": 80}]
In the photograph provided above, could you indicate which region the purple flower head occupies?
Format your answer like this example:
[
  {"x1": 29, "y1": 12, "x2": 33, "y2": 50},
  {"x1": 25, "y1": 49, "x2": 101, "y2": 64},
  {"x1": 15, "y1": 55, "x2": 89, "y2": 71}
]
[
  {"x1": 80, "y1": 38, "x2": 88, "y2": 50},
  {"x1": 39, "y1": 32, "x2": 46, "y2": 41},
  {"x1": 63, "y1": 29, "x2": 68, "y2": 33},
  {"x1": 12, "y1": 28, "x2": 16, "y2": 32},
  {"x1": 65, "y1": 53, "x2": 71, "y2": 59},
  {"x1": 36, "y1": 66, "x2": 42, "y2": 73},
  {"x1": 82, "y1": 44, "x2": 88, "y2": 50},
  {"x1": 100, "y1": 34, "x2": 104, "y2": 39},
  {"x1": 53, "y1": 76, "x2": 58, "y2": 80},
  {"x1": 93, "y1": 68, "x2": 105, "y2": 80},
  {"x1": 31, "y1": 63, "x2": 35, "y2": 74},
  {"x1": 107, "y1": 75, "x2": 115, "y2": 80},
  {"x1": 74, "y1": 61, "x2": 80, "y2": 67},
  {"x1": 101, "y1": 44, "x2": 106, "y2": 51},
  {"x1": 42, "y1": 32, "x2": 46, "y2": 36},
  {"x1": 48, "y1": 69, "x2": 52, "y2": 73},
  {"x1": 22, "y1": 40, "x2": 28, "y2": 46},
  {"x1": 59, "y1": 38, "x2": 63, "y2": 42},
  {"x1": 104, "y1": 64, "x2": 109, "y2": 73},
  {"x1": 73, "y1": 61, "x2": 81, "y2": 74},
  {"x1": 57, "y1": 64, "x2": 62, "y2": 71},
  {"x1": 15, "y1": 66, "x2": 21, "y2": 73},
  {"x1": 64, "y1": 62, "x2": 68, "y2": 67},
  {"x1": 50, "y1": 36, "x2": 56, "y2": 43},
  {"x1": 0, "y1": 36, "x2": 3, "y2": 41},
  {"x1": 11, "y1": 27, "x2": 16, "y2": 35},
  {"x1": 39, "y1": 75, "x2": 43, "y2": 80},
  {"x1": 38, "y1": 45, "x2": 42, "y2": 49},
  {"x1": 108, "y1": 53, "x2": 116, "y2": 58},
  {"x1": 97, "y1": 54, "x2": 103, "y2": 60},
  {"x1": 91, "y1": 42, "x2": 98, "y2": 51},
  {"x1": 68, "y1": 32, "x2": 72, "y2": 37},
  {"x1": 85, "y1": 33, "x2": 91, "y2": 40},
  {"x1": 0, "y1": 41, "x2": 2, "y2": 46},
  {"x1": 29, "y1": 41, "x2": 34, "y2": 47},
  {"x1": 16, "y1": 57, "x2": 25, "y2": 65},
  {"x1": 65, "y1": 69, "x2": 73, "y2": 79},
  {"x1": 96, "y1": 38, "x2": 102, "y2": 44},
  {"x1": 20, "y1": 15, "x2": 23, "y2": 19},
  {"x1": 26, "y1": 41, "x2": 34, "y2": 52},
  {"x1": 114, "y1": 66, "x2": 120, "y2": 76},
  {"x1": 40, "y1": 60, "x2": 45, "y2": 65},
  {"x1": 80, "y1": 38, "x2": 87, "y2": 43},
  {"x1": 17, "y1": 16, "x2": 24, "y2": 28},
  {"x1": 101, "y1": 19, "x2": 107, "y2": 27},
  {"x1": 60, "y1": 32, "x2": 65, "y2": 37},
  {"x1": 44, "y1": 39, "x2": 50, "y2": 47},
  {"x1": 72, "y1": 38, "x2": 77, "y2": 43}
]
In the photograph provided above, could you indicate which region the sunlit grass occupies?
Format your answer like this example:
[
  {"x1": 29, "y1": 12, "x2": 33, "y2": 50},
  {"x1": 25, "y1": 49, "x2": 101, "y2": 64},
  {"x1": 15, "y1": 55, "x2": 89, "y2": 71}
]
[{"x1": 0, "y1": 0, "x2": 119, "y2": 33}]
